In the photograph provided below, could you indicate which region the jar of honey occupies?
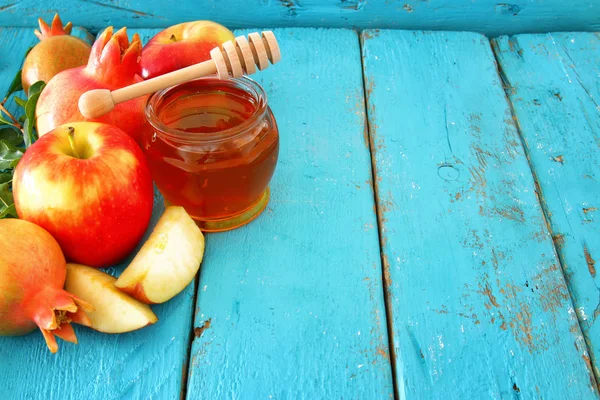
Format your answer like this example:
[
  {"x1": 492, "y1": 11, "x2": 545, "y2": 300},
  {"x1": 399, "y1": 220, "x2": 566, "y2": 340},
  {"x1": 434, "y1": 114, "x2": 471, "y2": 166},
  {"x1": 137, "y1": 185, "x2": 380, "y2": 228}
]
[{"x1": 143, "y1": 76, "x2": 279, "y2": 232}]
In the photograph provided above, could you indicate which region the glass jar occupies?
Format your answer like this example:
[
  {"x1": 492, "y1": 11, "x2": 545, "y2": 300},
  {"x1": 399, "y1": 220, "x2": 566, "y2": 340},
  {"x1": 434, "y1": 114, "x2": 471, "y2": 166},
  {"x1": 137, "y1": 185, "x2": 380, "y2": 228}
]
[{"x1": 143, "y1": 76, "x2": 279, "y2": 232}]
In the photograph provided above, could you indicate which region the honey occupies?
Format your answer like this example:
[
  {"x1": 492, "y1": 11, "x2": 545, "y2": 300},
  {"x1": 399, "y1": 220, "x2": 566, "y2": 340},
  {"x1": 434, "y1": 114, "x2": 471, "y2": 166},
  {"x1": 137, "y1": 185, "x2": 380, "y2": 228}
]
[{"x1": 143, "y1": 77, "x2": 279, "y2": 231}]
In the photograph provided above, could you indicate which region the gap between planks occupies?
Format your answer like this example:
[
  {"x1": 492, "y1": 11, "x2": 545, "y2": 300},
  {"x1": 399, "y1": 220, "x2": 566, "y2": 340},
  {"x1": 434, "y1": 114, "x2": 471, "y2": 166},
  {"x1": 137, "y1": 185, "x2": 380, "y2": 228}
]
[
  {"x1": 181, "y1": 258, "x2": 204, "y2": 400},
  {"x1": 358, "y1": 31, "x2": 400, "y2": 400},
  {"x1": 121, "y1": 28, "x2": 598, "y2": 398},
  {"x1": 489, "y1": 39, "x2": 600, "y2": 391}
]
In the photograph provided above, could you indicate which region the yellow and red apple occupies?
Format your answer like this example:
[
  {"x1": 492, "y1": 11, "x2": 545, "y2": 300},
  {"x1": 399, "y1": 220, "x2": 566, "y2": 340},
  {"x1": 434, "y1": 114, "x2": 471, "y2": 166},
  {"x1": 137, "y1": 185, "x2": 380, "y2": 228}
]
[
  {"x1": 140, "y1": 20, "x2": 235, "y2": 79},
  {"x1": 65, "y1": 263, "x2": 157, "y2": 333},
  {"x1": 115, "y1": 206, "x2": 205, "y2": 304},
  {"x1": 12, "y1": 122, "x2": 154, "y2": 268}
]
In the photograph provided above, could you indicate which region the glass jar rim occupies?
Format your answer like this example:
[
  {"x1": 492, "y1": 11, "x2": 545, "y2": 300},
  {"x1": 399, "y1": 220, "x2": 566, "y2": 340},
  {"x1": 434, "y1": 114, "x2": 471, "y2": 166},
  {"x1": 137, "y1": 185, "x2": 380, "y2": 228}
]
[{"x1": 145, "y1": 75, "x2": 268, "y2": 144}]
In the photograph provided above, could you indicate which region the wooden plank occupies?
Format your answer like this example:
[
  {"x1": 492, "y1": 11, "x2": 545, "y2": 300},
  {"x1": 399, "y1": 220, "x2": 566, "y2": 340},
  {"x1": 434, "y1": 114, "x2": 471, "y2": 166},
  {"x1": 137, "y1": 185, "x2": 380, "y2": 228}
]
[
  {"x1": 0, "y1": 28, "x2": 196, "y2": 400},
  {"x1": 0, "y1": 0, "x2": 599, "y2": 37},
  {"x1": 185, "y1": 28, "x2": 394, "y2": 399},
  {"x1": 362, "y1": 29, "x2": 599, "y2": 398},
  {"x1": 492, "y1": 31, "x2": 600, "y2": 383}
]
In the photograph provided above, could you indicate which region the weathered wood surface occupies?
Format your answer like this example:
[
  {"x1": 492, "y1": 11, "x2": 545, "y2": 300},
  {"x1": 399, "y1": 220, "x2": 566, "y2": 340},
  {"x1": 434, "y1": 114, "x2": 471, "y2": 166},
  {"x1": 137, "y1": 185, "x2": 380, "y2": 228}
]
[
  {"x1": 0, "y1": 189, "x2": 196, "y2": 400},
  {"x1": 0, "y1": 28, "x2": 197, "y2": 400},
  {"x1": 0, "y1": 0, "x2": 598, "y2": 37},
  {"x1": 361, "y1": 29, "x2": 599, "y2": 398},
  {"x1": 185, "y1": 27, "x2": 395, "y2": 399},
  {"x1": 2, "y1": 23, "x2": 600, "y2": 400},
  {"x1": 493, "y1": 31, "x2": 600, "y2": 383}
]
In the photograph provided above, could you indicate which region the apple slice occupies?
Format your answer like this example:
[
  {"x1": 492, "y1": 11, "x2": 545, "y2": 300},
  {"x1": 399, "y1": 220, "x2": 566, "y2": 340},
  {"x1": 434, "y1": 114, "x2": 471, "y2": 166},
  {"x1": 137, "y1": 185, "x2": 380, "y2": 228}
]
[
  {"x1": 114, "y1": 206, "x2": 205, "y2": 304},
  {"x1": 65, "y1": 263, "x2": 158, "y2": 333}
]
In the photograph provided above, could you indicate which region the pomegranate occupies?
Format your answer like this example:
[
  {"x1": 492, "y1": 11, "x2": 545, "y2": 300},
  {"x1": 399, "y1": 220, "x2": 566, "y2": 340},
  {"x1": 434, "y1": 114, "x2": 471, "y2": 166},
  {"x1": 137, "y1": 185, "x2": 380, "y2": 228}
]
[
  {"x1": 35, "y1": 26, "x2": 151, "y2": 146},
  {"x1": 21, "y1": 14, "x2": 91, "y2": 95},
  {"x1": 0, "y1": 218, "x2": 93, "y2": 353}
]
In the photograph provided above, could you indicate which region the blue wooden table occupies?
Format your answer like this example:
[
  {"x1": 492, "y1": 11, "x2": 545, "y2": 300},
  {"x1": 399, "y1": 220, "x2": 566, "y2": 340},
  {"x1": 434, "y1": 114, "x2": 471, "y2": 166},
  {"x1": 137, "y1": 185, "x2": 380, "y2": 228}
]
[{"x1": 1, "y1": 2, "x2": 600, "y2": 399}]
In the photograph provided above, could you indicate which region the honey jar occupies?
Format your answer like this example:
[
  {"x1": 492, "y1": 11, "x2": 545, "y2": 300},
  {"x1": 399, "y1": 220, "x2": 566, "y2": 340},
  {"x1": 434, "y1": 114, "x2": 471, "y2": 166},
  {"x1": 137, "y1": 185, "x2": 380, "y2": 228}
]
[{"x1": 143, "y1": 76, "x2": 279, "y2": 232}]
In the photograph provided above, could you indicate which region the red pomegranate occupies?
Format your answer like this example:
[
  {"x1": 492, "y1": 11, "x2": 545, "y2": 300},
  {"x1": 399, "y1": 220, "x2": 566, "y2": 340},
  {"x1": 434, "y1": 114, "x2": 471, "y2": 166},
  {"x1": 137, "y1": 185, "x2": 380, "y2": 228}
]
[
  {"x1": 35, "y1": 26, "x2": 151, "y2": 146},
  {"x1": 21, "y1": 14, "x2": 91, "y2": 94}
]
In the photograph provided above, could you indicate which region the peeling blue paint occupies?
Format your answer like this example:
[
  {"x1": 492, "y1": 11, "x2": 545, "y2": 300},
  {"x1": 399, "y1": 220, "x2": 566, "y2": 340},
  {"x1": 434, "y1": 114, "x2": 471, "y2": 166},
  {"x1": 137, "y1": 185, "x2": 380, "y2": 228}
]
[
  {"x1": 0, "y1": 1, "x2": 597, "y2": 36},
  {"x1": 495, "y1": 3, "x2": 522, "y2": 16}
]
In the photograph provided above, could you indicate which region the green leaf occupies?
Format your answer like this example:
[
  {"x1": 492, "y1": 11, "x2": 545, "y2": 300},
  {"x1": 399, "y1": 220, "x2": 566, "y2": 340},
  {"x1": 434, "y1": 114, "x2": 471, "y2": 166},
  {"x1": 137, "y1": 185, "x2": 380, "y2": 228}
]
[
  {"x1": 14, "y1": 96, "x2": 26, "y2": 108},
  {"x1": 0, "y1": 171, "x2": 11, "y2": 184},
  {"x1": 0, "y1": 126, "x2": 23, "y2": 146},
  {"x1": 0, "y1": 114, "x2": 13, "y2": 125},
  {"x1": 4, "y1": 70, "x2": 22, "y2": 100},
  {"x1": 24, "y1": 45, "x2": 34, "y2": 58},
  {"x1": 23, "y1": 117, "x2": 35, "y2": 148},
  {"x1": 25, "y1": 93, "x2": 40, "y2": 120},
  {"x1": 28, "y1": 81, "x2": 46, "y2": 98},
  {"x1": 22, "y1": 86, "x2": 43, "y2": 147},
  {"x1": 0, "y1": 140, "x2": 23, "y2": 170},
  {"x1": 25, "y1": 90, "x2": 42, "y2": 121},
  {"x1": 0, "y1": 182, "x2": 17, "y2": 219},
  {"x1": 0, "y1": 203, "x2": 16, "y2": 218}
]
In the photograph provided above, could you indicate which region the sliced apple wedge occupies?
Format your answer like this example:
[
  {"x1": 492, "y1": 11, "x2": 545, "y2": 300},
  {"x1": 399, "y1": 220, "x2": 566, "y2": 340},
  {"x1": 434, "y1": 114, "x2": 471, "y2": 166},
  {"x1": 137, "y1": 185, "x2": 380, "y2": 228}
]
[
  {"x1": 65, "y1": 263, "x2": 158, "y2": 333},
  {"x1": 114, "y1": 206, "x2": 205, "y2": 304}
]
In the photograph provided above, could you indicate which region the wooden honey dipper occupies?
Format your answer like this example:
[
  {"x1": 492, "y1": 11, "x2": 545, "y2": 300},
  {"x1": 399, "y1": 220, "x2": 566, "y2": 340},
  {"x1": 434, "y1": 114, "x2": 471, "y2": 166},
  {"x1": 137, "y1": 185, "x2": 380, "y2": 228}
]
[{"x1": 78, "y1": 31, "x2": 281, "y2": 119}]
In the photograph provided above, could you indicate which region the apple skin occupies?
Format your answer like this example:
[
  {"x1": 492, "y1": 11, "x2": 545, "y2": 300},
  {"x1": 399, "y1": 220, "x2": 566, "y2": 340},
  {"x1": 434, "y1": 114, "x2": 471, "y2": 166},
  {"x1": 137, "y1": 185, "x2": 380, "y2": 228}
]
[
  {"x1": 121, "y1": 281, "x2": 152, "y2": 304},
  {"x1": 13, "y1": 122, "x2": 154, "y2": 268},
  {"x1": 140, "y1": 20, "x2": 235, "y2": 79}
]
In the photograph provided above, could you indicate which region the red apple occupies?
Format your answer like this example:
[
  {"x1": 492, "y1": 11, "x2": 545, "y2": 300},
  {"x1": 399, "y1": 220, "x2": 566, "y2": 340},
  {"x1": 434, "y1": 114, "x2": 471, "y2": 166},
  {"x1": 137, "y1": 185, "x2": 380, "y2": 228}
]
[
  {"x1": 13, "y1": 122, "x2": 154, "y2": 268},
  {"x1": 140, "y1": 20, "x2": 235, "y2": 79},
  {"x1": 35, "y1": 27, "x2": 150, "y2": 147}
]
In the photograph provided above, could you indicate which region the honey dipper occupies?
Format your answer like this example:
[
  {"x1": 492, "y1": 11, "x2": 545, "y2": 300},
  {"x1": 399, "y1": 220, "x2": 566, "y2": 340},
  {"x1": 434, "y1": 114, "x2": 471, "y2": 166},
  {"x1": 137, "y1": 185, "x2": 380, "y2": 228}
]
[{"x1": 78, "y1": 31, "x2": 281, "y2": 119}]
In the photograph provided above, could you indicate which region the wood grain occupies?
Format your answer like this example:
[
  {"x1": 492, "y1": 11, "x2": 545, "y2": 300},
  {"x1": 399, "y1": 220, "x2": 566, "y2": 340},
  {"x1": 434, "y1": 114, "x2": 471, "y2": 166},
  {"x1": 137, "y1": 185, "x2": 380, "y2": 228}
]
[
  {"x1": 0, "y1": 0, "x2": 598, "y2": 37},
  {"x1": 0, "y1": 28, "x2": 196, "y2": 400},
  {"x1": 362, "y1": 29, "x2": 599, "y2": 398},
  {"x1": 492, "y1": 31, "x2": 600, "y2": 384},
  {"x1": 185, "y1": 28, "x2": 394, "y2": 399}
]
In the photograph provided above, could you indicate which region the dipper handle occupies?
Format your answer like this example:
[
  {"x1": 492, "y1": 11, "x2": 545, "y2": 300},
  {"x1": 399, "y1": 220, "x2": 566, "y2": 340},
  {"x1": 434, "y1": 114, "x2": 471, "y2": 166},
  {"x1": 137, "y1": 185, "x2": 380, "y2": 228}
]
[{"x1": 79, "y1": 31, "x2": 281, "y2": 119}]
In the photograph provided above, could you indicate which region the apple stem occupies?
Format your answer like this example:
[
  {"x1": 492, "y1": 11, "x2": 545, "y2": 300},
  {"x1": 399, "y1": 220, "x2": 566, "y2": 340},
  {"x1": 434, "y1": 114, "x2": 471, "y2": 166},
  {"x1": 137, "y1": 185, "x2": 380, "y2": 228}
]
[{"x1": 67, "y1": 126, "x2": 81, "y2": 159}]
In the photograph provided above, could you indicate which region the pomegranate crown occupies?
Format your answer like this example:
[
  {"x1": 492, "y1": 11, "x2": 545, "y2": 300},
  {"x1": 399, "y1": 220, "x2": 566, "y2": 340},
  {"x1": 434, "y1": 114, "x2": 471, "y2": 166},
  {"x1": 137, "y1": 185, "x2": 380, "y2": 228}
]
[
  {"x1": 32, "y1": 291, "x2": 94, "y2": 353},
  {"x1": 35, "y1": 13, "x2": 73, "y2": 41},
  {"x1": 87, "y1": 26, "x2": 142, "y2": 86}
]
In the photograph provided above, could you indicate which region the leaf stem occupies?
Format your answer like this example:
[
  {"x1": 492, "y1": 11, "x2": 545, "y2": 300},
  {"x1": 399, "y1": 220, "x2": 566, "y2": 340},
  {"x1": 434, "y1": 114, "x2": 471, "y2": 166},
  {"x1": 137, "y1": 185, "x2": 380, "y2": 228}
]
[
  {"x1": 0, "y1": 103, "x2": 22, "y2": 129},
  {"x1": 0, "y1": 195, "x2": 8, "y2": 208},
  {"x1": 67, "y1": 126, "x2": 80, "y2": 159}
]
